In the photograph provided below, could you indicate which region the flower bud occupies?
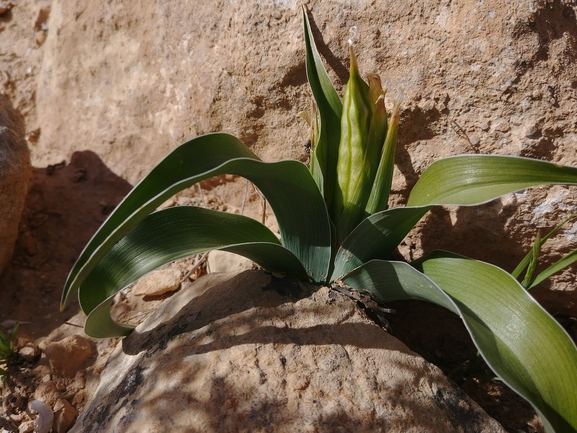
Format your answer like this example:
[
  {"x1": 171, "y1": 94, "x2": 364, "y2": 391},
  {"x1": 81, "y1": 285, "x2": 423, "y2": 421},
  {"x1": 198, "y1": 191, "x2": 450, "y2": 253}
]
[{"x1": 334, "y1": 45, "x2": 389, "y2": 242}]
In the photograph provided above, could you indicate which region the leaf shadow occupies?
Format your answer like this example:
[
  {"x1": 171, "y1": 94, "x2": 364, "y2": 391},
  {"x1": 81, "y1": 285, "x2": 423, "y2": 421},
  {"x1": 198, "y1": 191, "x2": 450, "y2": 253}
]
[{"x1": 74, "y1": 270, "x2": 503, "y2": 433}]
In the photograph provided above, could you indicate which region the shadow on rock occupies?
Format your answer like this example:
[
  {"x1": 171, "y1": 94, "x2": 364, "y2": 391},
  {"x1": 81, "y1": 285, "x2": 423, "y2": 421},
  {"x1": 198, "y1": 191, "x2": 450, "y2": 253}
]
[
  {"x1": 73, "y1": 270, "x2": 506, "y2": 433},
  {"x1": 0, "y1": 150, "x2": 132, "y2": 339}
]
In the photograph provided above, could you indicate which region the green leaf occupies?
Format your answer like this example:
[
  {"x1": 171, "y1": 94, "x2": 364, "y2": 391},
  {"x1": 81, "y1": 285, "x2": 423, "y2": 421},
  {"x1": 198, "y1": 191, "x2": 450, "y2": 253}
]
[
  {"x1": 512, "y1": 212, "x2": 577, "y2": 281},
  {"x1": 331, "y1": 206, "x2": 431, "y2": 281},
  {"x1": 302, "y1": 5, "x2": 342, "y2": 214},
  {"x1": 62, "y1": 133, "x2": 332, "y2": 308},
  {"x1": 365, "y1": 101, "x2": 399, "y2": 215},
  {"x1": 79, "y1": 206, "x2": 310, "y2": 337},
  {"x1": 342, "y1": 255, "x2": 577, "y2": 433},
  {"x1": 417, "y1": 252, "x2": 577, "y2": 433},
  {"x1": 0, "y1": 332, "x2": 8, "y2": 349},
  {"x1": 408, "y1": 155, "x2": 577, "y2": 207},
  {"x1": 528, "y1": 248, "x2": 577, "y2": 289},
  {"x1": 341, "y1": 259, "x2": 459, "y2": 312},
  {"x1": 522, "y1": 231, "x2": 541, "y2": 288},
  {"x1": 62, "y1": 133, "x2": 257, "y2": 308}
]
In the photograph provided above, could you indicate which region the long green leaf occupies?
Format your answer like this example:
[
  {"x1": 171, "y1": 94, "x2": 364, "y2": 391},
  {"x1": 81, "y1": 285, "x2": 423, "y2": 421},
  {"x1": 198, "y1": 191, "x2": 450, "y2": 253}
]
[
  {"x1": 302, "y1": 5, "x2": 342, "y2": 213},
  {"x1": 529, "y1": 248, "x2": 577, "y2": 289},
  {"x1": 342, "y1": 256, "x2": 577, "y2": 433},
  {"x1": 417, "y1": 252, "x2": 577, "y2": 433},
  {"x1": 408, "y1": 155, "x2": 577, "y2": 207},
  {"x1": 62, "y1": 133, "x2": 332, "y2": 308},
  {"x1": 512, "y1": 212, "x2": 577, "y2": 280},
  {"x1": 62, "y1": 133, "x2": 257, "y2": 308},
  {"x1": 79, "y1": 206, "x2": 309, "y2": 337},
  {"x1": 521, "y1": 231, "x2": 541, "y2": 288},
  {"x1": 331, "y1": 206, "x2": 431, "y2": 281}
]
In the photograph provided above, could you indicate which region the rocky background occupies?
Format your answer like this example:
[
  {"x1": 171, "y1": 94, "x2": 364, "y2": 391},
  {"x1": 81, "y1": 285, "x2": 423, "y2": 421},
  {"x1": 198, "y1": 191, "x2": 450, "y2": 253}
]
[
  {"x1": 1, "y1": 0, "x2": 576, "y2": 431},
  {"x1": 4, "y1": 0, "x2": 577, "y2": 314}
]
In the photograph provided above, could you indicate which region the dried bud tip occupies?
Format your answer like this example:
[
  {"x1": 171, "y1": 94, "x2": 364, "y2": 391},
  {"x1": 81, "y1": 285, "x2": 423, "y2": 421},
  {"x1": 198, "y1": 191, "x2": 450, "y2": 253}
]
[{"x1": 348, "y1": 26, "x2": 358, "y2": 46}]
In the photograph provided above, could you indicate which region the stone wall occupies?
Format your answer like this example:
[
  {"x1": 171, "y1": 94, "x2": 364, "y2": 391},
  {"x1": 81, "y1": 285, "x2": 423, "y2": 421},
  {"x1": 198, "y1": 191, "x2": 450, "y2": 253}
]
[{"x1": 2, "y1": 0, "x2": 577, "y2": 313}]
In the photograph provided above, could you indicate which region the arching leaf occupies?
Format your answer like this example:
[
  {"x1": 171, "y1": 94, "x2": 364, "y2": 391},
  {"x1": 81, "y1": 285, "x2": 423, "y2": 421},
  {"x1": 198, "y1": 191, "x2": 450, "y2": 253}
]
[
  {"x1": 331, "y1": 206, "x2": 431, "y2": 281},
  {"x1": 62, "y1": 133, "x2": 332, "y2": 308},
  {"x1": 408, "y1": 155, "x2": 577, "y2": 207},
  {"x1": 79, "y1": 206, "x2": 309, "y2": 337},
  {"x1": 342, "y1": 255, "x2": 577, "y2": 433}
]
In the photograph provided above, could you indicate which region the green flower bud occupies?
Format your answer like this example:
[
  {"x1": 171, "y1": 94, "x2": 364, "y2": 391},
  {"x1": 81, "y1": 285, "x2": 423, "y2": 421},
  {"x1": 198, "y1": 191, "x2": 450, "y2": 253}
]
[
  {"x1": 335, "y1": 44, "x2": 372, "y2": 210},
  {"x1": 334, "y1": 45, "x2": 389, "y2": 243}
]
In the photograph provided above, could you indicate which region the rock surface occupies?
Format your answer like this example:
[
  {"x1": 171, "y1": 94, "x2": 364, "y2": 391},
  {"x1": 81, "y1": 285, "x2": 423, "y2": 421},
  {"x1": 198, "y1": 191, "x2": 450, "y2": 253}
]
[
  {"x1": 11, "y1": 0, "x2": 574, "y2": 314},
  {"x1": 208, "y1": 250, "x2": 255, "y2": 274},
  {"x1": 1, "y1": 0, "x2": 577, "y2": 311},
  {"x1": 0, "y1": 94, "x2": 31, "y2": 275},
  {"x1": 72, "y1": 271, "x2": 505, "y2": 433},
  {"x1": 132, "y1": 268, "x2": 182, "y2": 297}
]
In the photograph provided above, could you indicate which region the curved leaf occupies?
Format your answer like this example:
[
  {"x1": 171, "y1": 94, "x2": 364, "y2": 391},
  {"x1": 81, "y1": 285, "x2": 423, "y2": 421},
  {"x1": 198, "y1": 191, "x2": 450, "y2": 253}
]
[
  {"x1": 342, "y1": 256, "x2": 577, "y2": 433},
  {"x1": 62, "y1": 133, "x2": 332, "y2": 308},
  {"x1": 341, "y1": 259, "x2": 458, "y2": 312},
  {"x1": 302, "y1": 5, "x2": 342, "y2": 213},
  {"x1": 79, "y1": 206, "x2": 309, "y2": 337},
  {"x1": 408, "y1": 155, "x2": 577, "y2": 207},
  {"x1": 417, "y1": 253, "x2": 577, "y2": 433},
  {"x1": 331, "y1": 206, "x2": 431, "y2": 281}
]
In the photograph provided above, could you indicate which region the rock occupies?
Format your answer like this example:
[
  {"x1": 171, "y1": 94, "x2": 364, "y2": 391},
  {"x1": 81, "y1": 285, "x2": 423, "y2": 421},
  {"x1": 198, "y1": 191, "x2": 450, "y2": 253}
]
[
  {"x1": 54, "y1": 398, "x2": 78, "y2": 433},
  {"x1": 524, "y1": 124, "x2": 540, "y2": 138},
  {"x1": 44, "y1": 335, "x2": 95, "y2": 378},
  {"x1": 17, "y1": 419, "x2": 35, "y2": 433},
  {"x1": 0, "y1": 95, "x2": 31, "y2": 275},
  {"x1": 34, "y1": 382, "x2": 60, "y2": 406},
  {"x1": 18, "y1": 342, "x2": 41, "y2": 363},
  {"x1": 493, "y1": 120, "x2": 511, "y2": 133},
  {"x1": 71, "y1": 271, "x2": 505, "y2": 433},
  {"x1": 208, "y1": 250, "x2": 255, "y2": 274},
  {"x1": 479, "y1": 122, "x2": 490, "y2": 132},
  {"x1": 132, "y1": 268, "x2": 181, "y2": 297},
  {"x1": 0, "y1": 1, "x2": 13, "y2": 15}
]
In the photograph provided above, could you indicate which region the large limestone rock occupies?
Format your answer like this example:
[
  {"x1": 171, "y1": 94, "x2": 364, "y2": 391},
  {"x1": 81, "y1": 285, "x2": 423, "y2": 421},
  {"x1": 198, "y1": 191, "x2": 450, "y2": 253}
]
[
  {"x1": 3, "y1": 0, "x2": 577, "y2": 311},
  {"x1": 72, "y1": 271, "x2": 505, "y2": 433},
  {"x1": 0, "y1": 95, "x2": 31, "y2": 275},
  {"x1": 27, "y1": 0, "x2": 577, "y2": 314},
  {"x1": 34, "y1": 1, "x2": 577, "y2": 184}
]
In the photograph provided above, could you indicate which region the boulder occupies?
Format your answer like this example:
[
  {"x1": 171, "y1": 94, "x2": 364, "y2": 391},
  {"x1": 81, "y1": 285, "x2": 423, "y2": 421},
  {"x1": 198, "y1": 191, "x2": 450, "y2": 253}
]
[
  {"x1": 0, "y1": 94, "x2": 31, "y2": 275},
  {"x1": 72, "y1": 270, "x2": 505, "y2": 433},
  {"x1": 29, "y1": 0, "x2": 577, "y2": 315}
]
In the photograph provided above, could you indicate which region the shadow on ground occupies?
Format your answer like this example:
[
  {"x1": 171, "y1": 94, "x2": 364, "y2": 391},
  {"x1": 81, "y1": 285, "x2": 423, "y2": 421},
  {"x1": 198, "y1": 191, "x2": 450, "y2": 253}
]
[{"x1": 0, "y1": 151, "x2": 132, "y2": 339}]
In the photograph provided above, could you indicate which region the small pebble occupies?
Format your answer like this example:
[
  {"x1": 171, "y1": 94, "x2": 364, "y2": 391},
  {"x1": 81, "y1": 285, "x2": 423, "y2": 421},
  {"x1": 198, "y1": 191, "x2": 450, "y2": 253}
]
[
  {"x1": 18, "y1": 344, "x2": 41, "y2": 363},
  {"x1": 132, "y1": 269, "x2": 181, "y2": 297},
  {"x1": 17, "y1": 420, "x2": 35, "y2": 433}
]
